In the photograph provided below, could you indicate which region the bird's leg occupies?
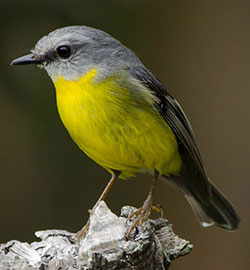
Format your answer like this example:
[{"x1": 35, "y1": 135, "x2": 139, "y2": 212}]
[
  {"x1": 127, "y1": 170, "x2": 159, "y2": 235},
  {"x1": 75, "y1": 170, "x2": 120, "y2": 242}
]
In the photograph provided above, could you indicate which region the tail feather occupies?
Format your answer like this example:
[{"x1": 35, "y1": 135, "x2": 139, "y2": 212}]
[
  {"x1": 185, "y1": 195, "x2": 214, "y2": 227},
  {"x1": 161, "y1": 141, "x2": 240, "y2": 230},
  {"x1": 205, "y1": 183, "x2": 239, "y2": 230},
  {"x1": 185, "y1": 183, "x2": 240, "y2": 230},
  {"x1": 161, "y1": 175, "x2": 240, "y2": 231}
]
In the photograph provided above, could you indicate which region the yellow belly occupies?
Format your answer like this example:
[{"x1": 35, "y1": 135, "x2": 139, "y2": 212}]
[{"x1": 54, "y1": 69, "x2": 181, "y2": 178}]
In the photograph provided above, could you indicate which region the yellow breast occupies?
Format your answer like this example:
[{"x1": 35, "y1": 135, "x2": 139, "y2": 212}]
[{"x1": 54, "y1": 69, "x2": 181, "y2": 178}]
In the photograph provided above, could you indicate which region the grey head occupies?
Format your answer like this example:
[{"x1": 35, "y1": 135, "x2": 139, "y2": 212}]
[{"x1": 11, "y1": 26, "x2": 141, "y2": 82}]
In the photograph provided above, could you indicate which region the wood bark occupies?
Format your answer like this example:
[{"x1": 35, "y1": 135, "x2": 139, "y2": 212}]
[{"x1": 0, "y1": 201, "x2": 193, "y2": 269}]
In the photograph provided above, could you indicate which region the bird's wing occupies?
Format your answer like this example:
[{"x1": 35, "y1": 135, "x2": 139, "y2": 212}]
[{"x1": 130, "y1": 66, "x2": 211, "y2": 201}]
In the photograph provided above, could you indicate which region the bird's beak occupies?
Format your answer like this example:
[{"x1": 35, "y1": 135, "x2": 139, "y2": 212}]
[{"x1": 11, "y1": 53, "x2": 43, "y2": 66}]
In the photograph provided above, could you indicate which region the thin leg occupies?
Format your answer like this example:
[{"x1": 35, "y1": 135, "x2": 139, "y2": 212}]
[
  {"x1": 149, "y1": 170, "x2": 159, "y2": 196},
  {"x1": 127, "y1": 170, "x2": 159, "y2": 235},
  {"x1": 75, "y1": 170, "x2": 120, "y2": 242}
]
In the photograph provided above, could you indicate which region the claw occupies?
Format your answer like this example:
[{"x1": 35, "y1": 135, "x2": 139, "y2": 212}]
[
  {"x1": 152, "y1": 204, "x2": 164, "y2": 218},
  {"x1": 74, "y1": 221, "x2": 90, "y2": 243},
  {"x1": 126, "y1": 193, "x2": 153, "y2": 235},
  {"x1": 126, "y1": 171, "x2": 160, "y2": 236},
  {"x1": 74, "y1": 171, "x2": 120, "y2": 244}
]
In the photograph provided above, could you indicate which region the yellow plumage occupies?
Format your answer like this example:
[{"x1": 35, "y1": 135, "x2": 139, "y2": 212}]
[
  {"x1": 54, "y1": 68, "x2": 182, "y2": 179},
  {"x1": 11, "y1": 25, "x2": 240, "y2": 235}
]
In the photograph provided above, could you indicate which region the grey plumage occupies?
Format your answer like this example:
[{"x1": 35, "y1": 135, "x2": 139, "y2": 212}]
[
  {"x1": 33, "y1": 26, "x2": 140, "y2": 81},
  {"x1": 12, "y1": 25, "x2": 240, "y2": 231},
  {"x1": 130, "y1": 65, "x2": 239, "y2": 230}
]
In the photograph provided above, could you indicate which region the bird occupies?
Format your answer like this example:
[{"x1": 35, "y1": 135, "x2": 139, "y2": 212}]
[{"x1": 11, "y1": 26, "x2": 239, "y2": 240}]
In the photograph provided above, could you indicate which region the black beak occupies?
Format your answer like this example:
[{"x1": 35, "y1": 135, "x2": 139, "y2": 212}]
[{"x1": 11, "y1": 53, "x2": 43, "y2": 66}]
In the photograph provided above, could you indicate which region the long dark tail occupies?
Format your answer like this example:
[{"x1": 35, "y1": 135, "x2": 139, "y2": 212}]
[
  {"x1": 185, "y1": 183, "x2": 240, "y2": 230},
  {"x1": 162, "y1": 147, "x2": 240, "y2": 230}
]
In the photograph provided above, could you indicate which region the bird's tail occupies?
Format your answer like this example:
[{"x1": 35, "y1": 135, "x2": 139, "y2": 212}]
[
  {"x1": 161, "y1": 139, "x2": 239, "y2": 231},
  {"x1": 161, "y1": 174, "x2": 240, "y2": 231},
  {"x1": 184, "y1": 182, "x2": 239, "y2": 230}
]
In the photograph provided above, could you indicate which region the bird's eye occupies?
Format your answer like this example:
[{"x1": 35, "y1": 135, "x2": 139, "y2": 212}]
[{"x1": 56, "y1": 45, "x2": 71, "y2": 59}]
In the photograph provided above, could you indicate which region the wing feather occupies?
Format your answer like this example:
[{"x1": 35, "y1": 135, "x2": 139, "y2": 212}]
[{"x1": 130, "y1": 66, "x2": 211, "y2": 201}]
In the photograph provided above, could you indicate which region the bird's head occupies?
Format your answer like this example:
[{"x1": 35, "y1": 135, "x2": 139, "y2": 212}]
[{"x1": 11, "y1": 26, "x2": 135, "y2": 82}]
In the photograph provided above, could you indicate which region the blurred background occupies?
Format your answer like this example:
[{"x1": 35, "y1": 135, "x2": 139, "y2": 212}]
[{"x1": 0, "y1": 0, "x2": 249, "y2": 269}]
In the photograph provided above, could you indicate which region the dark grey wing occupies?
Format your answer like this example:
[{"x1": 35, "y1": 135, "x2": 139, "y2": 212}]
[{"x1": 130, "y1": 66, "x2": 211, "y2": 203}]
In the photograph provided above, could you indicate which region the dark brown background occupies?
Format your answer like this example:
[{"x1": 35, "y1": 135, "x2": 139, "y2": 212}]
[{"x1": 0, "y1": 0, "x2": 249, "y2": 269}]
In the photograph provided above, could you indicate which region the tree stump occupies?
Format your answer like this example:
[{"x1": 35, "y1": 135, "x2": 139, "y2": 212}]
[{"x1": 0, "y1": 201, "x2": 193, "y2": 269}]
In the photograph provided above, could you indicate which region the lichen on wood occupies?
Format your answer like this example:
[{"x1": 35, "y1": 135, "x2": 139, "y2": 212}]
[{"x1": 0, "y1": 201, "x2": 193, "y2": 269}]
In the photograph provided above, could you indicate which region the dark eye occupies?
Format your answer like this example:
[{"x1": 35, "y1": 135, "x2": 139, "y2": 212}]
[{"x1": 56, "y1": 45, "x2": 71, "y2": 59}]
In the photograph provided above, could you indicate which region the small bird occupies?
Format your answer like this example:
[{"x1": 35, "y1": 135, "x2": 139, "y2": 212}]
[{"x1": 11, "y1": 26, "x2": 239, "y2": 239}]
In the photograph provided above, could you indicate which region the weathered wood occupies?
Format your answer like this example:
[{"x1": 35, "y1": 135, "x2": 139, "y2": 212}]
[{"x1": 0, "y1": 201, "x2": 192, "y2": 269}]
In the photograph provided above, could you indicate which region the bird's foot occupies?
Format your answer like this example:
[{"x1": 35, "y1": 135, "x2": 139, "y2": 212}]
[
  {"x1": 151, "y1": 204, "x2": 164, "y2": 218},
  {"x1": 74, "y1": 220, "x2": 90, "y2": 244},
  {"x1": 74, "y1": 209, "x2": 95, "y2": 243},
  {"x1": 126, "y1": 193, "x2": 153, "y2": 236}
]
